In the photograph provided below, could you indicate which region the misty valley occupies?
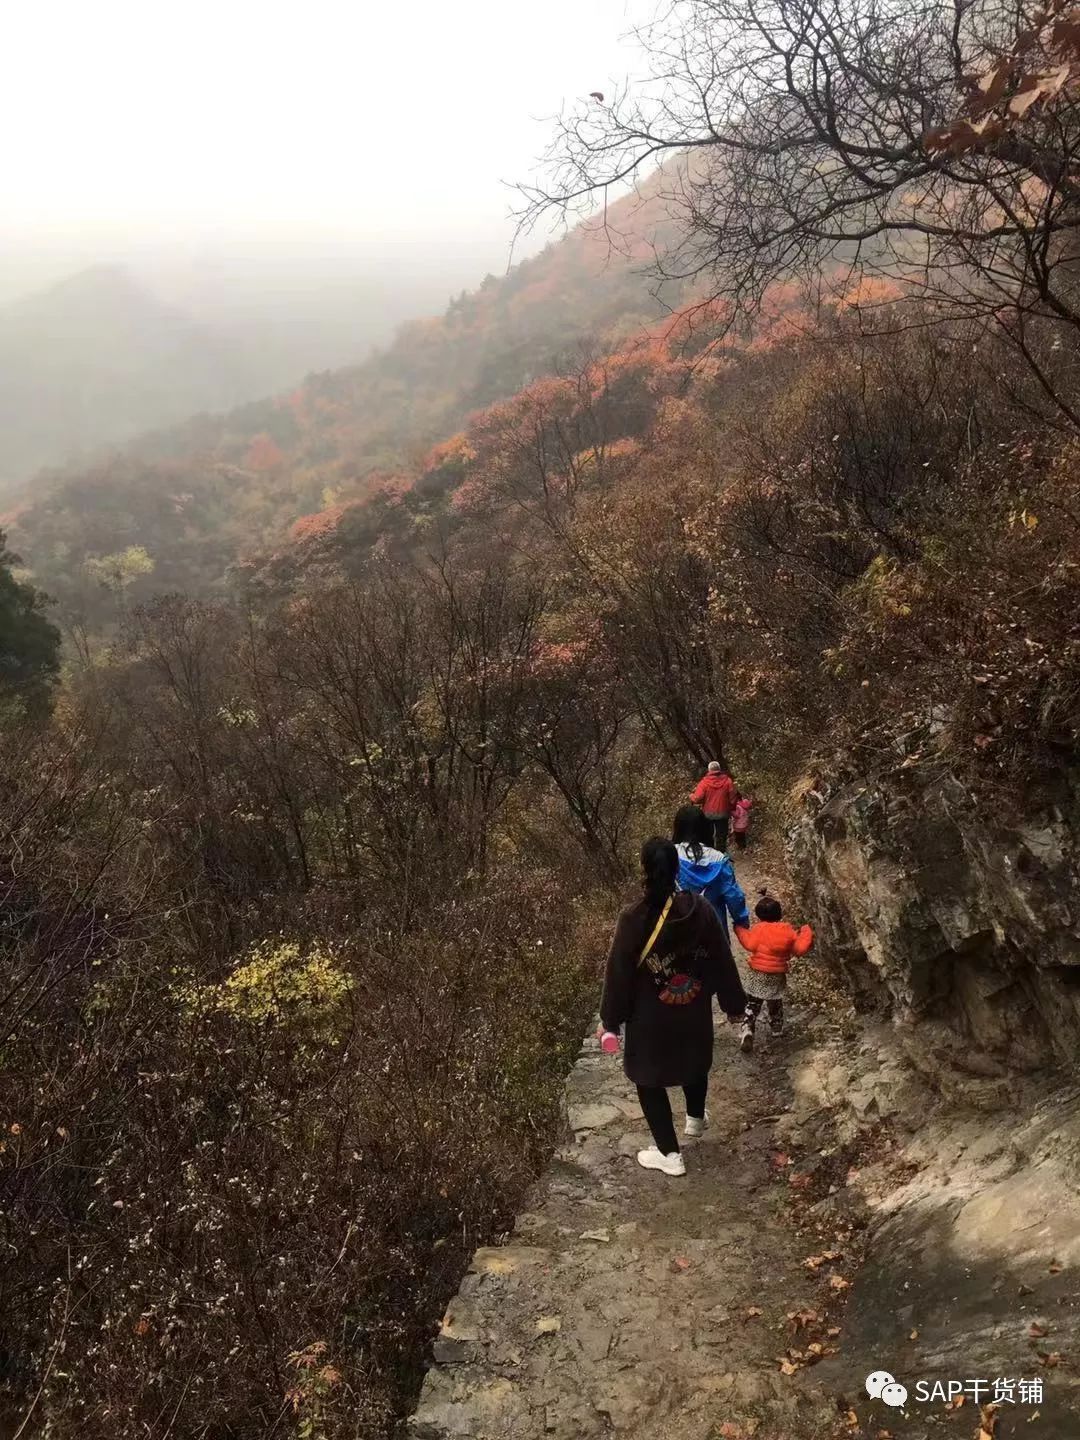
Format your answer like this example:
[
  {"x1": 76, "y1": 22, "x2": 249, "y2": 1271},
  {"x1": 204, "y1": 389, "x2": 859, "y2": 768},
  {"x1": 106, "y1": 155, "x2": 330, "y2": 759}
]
[{"x1": 2, "y1": 2, "x2": 1080, "y2": 1438}]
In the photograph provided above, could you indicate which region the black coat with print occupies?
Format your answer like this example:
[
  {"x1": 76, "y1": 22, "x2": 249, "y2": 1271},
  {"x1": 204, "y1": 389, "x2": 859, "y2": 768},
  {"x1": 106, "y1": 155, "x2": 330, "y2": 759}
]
[{"x1": 600, "y1": 890, "x2": 747, "y2": 1088}]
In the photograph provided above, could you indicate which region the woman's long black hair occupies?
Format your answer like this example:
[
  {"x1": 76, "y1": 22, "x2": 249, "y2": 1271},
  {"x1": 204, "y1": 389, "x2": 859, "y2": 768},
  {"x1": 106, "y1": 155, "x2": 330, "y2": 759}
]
[
  {"x1": 640, "y1": 836, "x2": 678, "y2": 918},
  {"x1": 671, "y1": 804, "x2": 712, "y2": 862}
]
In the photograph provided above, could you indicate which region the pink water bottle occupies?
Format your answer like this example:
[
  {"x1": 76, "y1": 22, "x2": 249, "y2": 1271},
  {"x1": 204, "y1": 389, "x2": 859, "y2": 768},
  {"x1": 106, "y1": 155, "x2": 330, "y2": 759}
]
[{"x1": 599, "y1": 1029, "x2": 620, "y2": 1055}]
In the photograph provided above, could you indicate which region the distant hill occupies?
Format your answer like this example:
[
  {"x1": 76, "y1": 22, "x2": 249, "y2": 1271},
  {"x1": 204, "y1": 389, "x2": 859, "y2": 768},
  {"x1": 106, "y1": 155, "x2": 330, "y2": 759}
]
[
  {"x1": 0, "y1": 266, "x2": 266, "y2": 487},
  {"x1": 9, "y1": 182, "x2": 687, "y2": 624},
  {"x1": 0, "y1": 254, "x2": 492, "y2": 493}
]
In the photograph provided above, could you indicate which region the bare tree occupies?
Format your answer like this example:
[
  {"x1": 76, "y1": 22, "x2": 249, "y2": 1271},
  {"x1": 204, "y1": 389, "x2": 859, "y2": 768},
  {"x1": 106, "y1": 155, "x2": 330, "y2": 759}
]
[{"x1": 520, "y1": 0, "x2": 1080, "y2": 402}]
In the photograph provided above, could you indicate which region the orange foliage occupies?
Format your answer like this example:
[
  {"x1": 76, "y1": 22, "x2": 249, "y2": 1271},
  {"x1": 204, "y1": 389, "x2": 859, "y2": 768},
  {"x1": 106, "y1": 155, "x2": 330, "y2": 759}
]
[
  {"x1": 527, "y1": 636, "x2": 592, "y2": 678},
  {"x1": 646, "y1": 296, "x2": 735, "y2": 349},
  {"x1": 835, "y1": 276, "x2": 905, "y2": 310},
  {"x1": 420, "y1": 431, "x2": 475, "y2": 474},
  {"x1": 448, "y1": 475, "x2": 487, "y2": 515},
  {"x1": 245, "y1": 434, "x2": 286, "y2": 472},
  {"x1": 288, "y1": 505, "x2": 349, "y2": 543},
  {"x1": 368, "y1": 473, "x2": 413, "y2": 507}
]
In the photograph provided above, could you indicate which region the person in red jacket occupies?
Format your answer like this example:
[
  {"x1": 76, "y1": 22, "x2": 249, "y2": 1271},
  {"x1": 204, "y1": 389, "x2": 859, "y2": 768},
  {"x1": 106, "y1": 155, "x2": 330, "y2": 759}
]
[
  {"x1": 733, "y1": 891, "x2": 813, "y2": 1052},
  {"x1": 689, "y1": 761, "x2": 738, "y2": 850}
]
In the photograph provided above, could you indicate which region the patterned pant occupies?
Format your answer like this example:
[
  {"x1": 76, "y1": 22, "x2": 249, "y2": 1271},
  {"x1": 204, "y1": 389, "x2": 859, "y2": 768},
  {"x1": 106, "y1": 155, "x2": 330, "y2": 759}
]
[{"x1": 745, "y1": 996, "x2": 783, "y2": 1028}]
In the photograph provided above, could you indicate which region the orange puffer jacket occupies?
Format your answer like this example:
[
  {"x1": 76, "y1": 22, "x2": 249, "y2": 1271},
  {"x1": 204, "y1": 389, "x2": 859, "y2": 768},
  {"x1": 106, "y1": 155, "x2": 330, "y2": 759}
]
[{"x1": 734, "y1": 920, "x2": 814, "y2": 974}]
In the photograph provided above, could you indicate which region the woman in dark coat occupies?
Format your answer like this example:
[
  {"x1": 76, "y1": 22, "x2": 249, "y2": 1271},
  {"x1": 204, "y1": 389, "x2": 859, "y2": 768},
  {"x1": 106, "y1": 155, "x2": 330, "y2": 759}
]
[{"x1": 600, "y1": 837, "x2": 747, "y2": 1176}]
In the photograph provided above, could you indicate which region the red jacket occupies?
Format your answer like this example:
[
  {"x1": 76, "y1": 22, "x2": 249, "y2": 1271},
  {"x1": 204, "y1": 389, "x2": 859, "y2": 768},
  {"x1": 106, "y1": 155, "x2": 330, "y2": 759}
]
[
  {"x1": 734, "y1": 920, "x2": 814, "y2": 975},
  {"x1": 690, "y1": 772, "x2": 737, "y2": 817}
]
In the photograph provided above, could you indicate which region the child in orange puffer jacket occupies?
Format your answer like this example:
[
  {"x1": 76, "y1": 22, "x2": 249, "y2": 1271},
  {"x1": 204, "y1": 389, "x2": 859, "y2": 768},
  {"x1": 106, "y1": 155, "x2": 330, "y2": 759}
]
[{"x1": 733, "y1": 891, "x2": 813, "y2": 1053}]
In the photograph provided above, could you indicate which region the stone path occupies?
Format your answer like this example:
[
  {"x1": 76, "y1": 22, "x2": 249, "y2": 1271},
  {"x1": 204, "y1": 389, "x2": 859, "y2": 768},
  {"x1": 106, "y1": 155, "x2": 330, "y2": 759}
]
[
  {"x1": 407, "y1": 847, "x2": 1080, "y2": 1440},
  {"x1": 408, "y1": 1003, "x2": 841, "y2": 1440}
]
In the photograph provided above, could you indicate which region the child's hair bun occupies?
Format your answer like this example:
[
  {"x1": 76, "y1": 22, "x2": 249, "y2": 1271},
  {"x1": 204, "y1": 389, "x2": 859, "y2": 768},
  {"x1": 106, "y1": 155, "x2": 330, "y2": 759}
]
[{"x1": 755, "y1": 892, "x2": 783, "y2": 922}]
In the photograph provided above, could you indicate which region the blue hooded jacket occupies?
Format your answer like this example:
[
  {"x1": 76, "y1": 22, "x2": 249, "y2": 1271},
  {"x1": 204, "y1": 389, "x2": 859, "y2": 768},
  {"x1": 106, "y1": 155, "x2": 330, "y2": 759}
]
[{"x1": 675, "y1": 842, "x2": 750, "y2": 930}]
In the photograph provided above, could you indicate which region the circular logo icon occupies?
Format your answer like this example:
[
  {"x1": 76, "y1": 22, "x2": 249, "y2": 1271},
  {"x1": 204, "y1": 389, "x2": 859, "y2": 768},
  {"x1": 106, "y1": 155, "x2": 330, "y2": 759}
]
[
  {"x1": 881, "y1": 1382, "x2": 909, "y2": 1408},
  {"x1": 865, "y1": 1371, "x2": 895, "y2": 1399}
]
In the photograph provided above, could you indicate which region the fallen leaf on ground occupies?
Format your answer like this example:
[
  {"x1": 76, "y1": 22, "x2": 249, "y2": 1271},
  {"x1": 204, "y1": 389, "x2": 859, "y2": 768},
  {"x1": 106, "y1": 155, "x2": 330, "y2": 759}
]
[
  {"x1": 672, "y1": 1256, "x2": 691, "y2": 1272},
  {"x1": 789, "y1": 1172, "x2": 812, "y2": 1190},
  {"x1": 771, "y1": 1151, "x2": 793, "y2": 1169},
  {"x1": 580, "y1": 1229, "x2": 610, "y2": 1243},
  {"x1": 828, "y1": 1275, "x2": 852, "y2": 1292},
  {"x1": 1028, "y1": 1321, "x2": 1049, "y2": 1339},
  {"x1": 745, "y1": 1306, "x2": 763, "y2": 1318},
  {"x1": 802, "y1": 1250, "x2": 842, "y2": 1270},
  {"x1": 909, "y1": 1328, "x2": 919, "y2": 1340},
  {"x1": 535, "y1": 1316, "x2": 561, "y2": 1334},
  {"x1": 778, "y1": 1357, "x2": 799, "y2": 1375},
  {"x1": 876, "y1": 1431, "x2": 893, "y2": 1439},
  {"x1": 1037, "y1": 1350, "x2": 1062, "y2": 1367},
  {"x1": 946, "y1": 1394, "x2": 966, "y2": 1409},
  {"x1": 977, "y1": 1401, "x2": 999, "y2": 1438},
  {"x1": 717, "y1": 1425, "x2": 743, "y2": 1439},
  {"x1": 827, "y1": 1325, "x2": 842, "y2": 1337}
]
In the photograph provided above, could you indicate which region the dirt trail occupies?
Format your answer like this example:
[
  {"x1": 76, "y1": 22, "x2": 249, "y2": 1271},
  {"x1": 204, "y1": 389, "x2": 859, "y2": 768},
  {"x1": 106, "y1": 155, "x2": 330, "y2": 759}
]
[
  {"x1": 409, "y1": 853, "x2": 837, "y2": 1439},
  {"x1": 409, "y1": 856, "x2": 1080, "y2": 1440},
  {"x1": 409, "y1": 1004, "x2": 832, "y2": 1438}
]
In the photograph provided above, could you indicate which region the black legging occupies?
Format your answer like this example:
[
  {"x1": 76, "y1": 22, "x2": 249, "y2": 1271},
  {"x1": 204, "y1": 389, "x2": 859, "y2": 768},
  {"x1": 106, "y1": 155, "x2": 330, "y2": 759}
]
[
  {"x1": 636, "y1": 1078, "x2": 708, "y2": 1155},
  {"x1": 746, "y1": 996, "x2": 783, "y2": 1026},
  {"x1": 709, "y1": 815, "x2": 730, "y2": 850}
]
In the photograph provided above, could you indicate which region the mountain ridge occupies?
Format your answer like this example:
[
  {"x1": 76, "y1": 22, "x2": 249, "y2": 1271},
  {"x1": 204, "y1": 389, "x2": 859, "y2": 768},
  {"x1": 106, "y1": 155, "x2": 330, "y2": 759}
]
[
  {"x1": 0, "y1": 264, "x2": 266, "y2": 488},
  {"x1": 10, "y1": 182, "x2": 688, "y2": 623}
]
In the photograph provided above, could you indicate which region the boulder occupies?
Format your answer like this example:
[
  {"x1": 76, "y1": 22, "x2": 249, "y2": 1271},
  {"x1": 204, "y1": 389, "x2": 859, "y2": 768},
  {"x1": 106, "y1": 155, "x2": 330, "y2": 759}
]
[{"x1": 790, "y1": 766, "x2": 1080, "y2": 1070}]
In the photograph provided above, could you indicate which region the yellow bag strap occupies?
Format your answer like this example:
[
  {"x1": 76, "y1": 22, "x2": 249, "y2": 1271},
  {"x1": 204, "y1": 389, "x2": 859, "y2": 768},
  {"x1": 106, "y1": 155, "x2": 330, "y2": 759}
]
[{"x1": 640, "y1": 895, "x2": 674, "y2": 964}]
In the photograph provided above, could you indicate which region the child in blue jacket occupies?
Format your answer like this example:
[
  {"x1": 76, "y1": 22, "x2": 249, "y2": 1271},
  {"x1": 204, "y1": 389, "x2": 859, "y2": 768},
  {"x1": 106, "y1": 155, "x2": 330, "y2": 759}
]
[{"x1": 671, "y1": 805, "x2": 750, "y2": 933}]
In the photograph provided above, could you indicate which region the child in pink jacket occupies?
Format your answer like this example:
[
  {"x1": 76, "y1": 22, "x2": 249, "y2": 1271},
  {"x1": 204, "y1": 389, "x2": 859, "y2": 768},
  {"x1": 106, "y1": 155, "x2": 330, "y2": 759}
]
[{"x1": 731, "y1": 796, "x2": 754, "y2": 851}]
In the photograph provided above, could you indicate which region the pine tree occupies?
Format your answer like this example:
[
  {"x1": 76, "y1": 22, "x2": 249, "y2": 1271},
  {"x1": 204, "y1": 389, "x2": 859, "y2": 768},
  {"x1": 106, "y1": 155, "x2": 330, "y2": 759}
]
[{"x1": 0, "y1": 530, "x2": 60, "y2": 720}]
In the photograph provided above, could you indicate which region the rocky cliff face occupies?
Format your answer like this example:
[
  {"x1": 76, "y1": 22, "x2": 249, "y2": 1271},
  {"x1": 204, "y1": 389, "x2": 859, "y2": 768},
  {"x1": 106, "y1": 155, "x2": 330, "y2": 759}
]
[{"x1": 789, "y1": 763, "x2": 1080, "y2": 1072}]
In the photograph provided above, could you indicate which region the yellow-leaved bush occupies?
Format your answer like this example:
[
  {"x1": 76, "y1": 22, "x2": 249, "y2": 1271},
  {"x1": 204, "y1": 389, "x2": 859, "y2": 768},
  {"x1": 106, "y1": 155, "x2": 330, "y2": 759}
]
[{"x1": 179, "y1": 940, "x2": 353, "y2": 1038}]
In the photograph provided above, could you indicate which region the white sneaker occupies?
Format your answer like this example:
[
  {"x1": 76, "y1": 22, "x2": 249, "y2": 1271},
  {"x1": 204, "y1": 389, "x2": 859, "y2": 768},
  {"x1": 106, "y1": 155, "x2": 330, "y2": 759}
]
[
  {"x1": 636, "y1": 1146, "x2": 686, "y2": 1176},
  {"x1": 684, "y1": 1110, "x2": 710, "y2": 1139},
  {"x1": 739, "y1": 1021, "x2": 754, "y2": 1054}
]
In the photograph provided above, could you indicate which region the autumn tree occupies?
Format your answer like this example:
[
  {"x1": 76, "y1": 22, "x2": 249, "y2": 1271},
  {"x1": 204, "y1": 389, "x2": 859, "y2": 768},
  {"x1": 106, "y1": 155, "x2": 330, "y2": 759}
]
[{"x1": 520, "y1": 625, "x2": 644, "y2": 873}]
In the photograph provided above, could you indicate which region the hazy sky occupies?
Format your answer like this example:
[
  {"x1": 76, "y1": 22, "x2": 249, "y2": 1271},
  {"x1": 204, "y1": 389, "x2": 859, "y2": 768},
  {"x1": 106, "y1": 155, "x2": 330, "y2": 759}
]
[{"x1": 6, "y1": 0, "x2": 651, "y2": 262}]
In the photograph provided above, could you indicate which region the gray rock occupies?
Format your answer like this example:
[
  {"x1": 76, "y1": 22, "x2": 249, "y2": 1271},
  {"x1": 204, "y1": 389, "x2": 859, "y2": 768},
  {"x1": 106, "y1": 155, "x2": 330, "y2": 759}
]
[
  {"x1": 439, "y1": 1296, "x2": 485, "y2": 1344},
  {"x1": 568, "y1": 1103, "x2": 622, "y2": 1132},
  {"x1": 573, "y1": 1321, "x2": 613, "y2": 1360},
  {"x1": 788, "y1": 772, "x2": 1080, "y2": 1068}
]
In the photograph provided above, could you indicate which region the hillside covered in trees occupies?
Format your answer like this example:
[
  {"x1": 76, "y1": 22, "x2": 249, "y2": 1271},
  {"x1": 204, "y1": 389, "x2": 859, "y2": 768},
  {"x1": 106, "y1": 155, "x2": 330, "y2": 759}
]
[
  {"x1": 0, "y1": 255, "x2": 473, "y2": 493},
  {"x1": 2, "y1": 0, "x2": 1080, "y2": 1436},
  {"x1": 6, "y1": 180, "x2": 683, "y2": 629}
]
